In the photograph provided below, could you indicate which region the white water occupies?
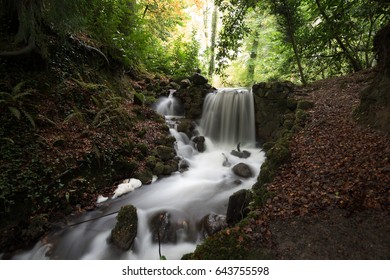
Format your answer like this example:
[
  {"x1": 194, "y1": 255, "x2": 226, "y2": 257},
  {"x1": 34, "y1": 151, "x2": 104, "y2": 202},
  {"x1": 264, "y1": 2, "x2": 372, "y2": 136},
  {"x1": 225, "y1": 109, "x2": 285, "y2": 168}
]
[
  {"x1": 199, "y1": 88, "x2": 256, "y2": 146},
  {"x1": 14, "y1": 88, "x2": 265, "y2": 260}
]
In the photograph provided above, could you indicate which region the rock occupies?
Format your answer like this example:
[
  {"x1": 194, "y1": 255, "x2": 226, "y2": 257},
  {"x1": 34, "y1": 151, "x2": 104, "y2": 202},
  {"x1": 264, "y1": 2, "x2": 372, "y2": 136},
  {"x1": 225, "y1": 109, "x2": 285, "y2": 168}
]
[
  {"x1": 179, "y1": 159, "x2": 190, "y2": 172},
  {"x1": 180, "y1": 79, "x2": 191, "y2": 88},
  {"x1": 230, "y1": 149, "x2": 251, "y2": 159},
  {"x1": 226, "y1": 189, "x2": 253, "y2": 226},
  {"x1": 191, "y1": 73, "x2": 208, "y2": 86},
  {"x1": 252, "y1": 81, "x2": 295, "y2": 143},
  {"x1": 149, "y1": 211, "x2": 190, "y2": 244},
  {"x1": 169, "y1": 81, "x2": 181, "y2": 90},
  {"x1": 192, "y1": 136, "x2": 206, "y2": 153},
  {"x1": 150, "y1": 212, "x2": 173, "y2": 243},
  {"x1": 111, "y1": 205, "x2": 138, "y2": 250},
  {"x1": 200, "y1": 214, "x2": 228, "y2": 238},
  {"x1": 154, "y1": 145, "x2": 176, "y2": 161},
  {"x1": 232, "y1": 162, "x2": 253, "y2": 178}
]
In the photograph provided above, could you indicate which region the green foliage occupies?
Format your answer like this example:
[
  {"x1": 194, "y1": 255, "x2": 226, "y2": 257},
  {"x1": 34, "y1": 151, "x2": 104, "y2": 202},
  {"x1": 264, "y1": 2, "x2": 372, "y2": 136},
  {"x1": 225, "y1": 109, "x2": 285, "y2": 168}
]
[
  {"x1": 0, "y1": 82, "x2": 36, "y2": 129},
  {"x1": 215, "y1": 0, "x2": 390, "y2": 84}
]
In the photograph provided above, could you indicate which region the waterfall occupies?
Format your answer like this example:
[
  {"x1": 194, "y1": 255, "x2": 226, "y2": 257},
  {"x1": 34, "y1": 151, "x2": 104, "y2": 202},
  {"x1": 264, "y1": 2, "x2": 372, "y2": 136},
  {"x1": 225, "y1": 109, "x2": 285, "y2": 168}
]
[
  {"x1": 13, "y1": 88, "x2": 264, "y2": 260},
  {"x1": 154, "y1": 90, "x2": 184, "y2": 116},
  {"x1": 199, "y1": 88, "x2": 256, "y2": 147}
]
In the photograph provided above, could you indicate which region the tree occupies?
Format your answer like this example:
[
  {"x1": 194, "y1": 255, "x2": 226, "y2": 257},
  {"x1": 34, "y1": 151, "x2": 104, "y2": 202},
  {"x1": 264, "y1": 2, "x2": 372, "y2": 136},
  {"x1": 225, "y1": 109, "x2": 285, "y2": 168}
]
[
  {"x1": 208, "y1": 4, "x2": 219, "y2": 77},
  {"x1": 269, "y1": 0, "x2": 306, "y2": 84}
]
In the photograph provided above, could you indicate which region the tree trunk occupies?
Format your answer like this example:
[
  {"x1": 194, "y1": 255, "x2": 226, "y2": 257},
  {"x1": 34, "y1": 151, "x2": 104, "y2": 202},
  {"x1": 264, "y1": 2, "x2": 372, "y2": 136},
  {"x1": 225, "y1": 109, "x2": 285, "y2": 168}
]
[
  {"x1": 208, "y1": 5, "x2": 218, "y2": 77},
  {"x1": 315, "y1": 0, "x2": 362, "y2": 72},
  {"x1": 247, "y1": 30, "x2": 259, "y2": 83}
]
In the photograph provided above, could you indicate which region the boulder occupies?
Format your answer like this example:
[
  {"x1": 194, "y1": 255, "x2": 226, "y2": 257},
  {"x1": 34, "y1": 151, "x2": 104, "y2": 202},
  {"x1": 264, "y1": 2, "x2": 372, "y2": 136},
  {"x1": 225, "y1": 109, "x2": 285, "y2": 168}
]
[
  {"x1": 192, "y1": 136, "x2": 206, "y2": 153},
  {"x1": 191, "y1": 73, "x2": 208, "y2": 86},
  {"x1": 179, "y1": 159, "x2": 190, "y2": 172},
  {"x1": 226, "y1": 189, "x2": 253, "y2": 226},
  {"x1": 111, "y1": 205, "x2": 138, "y2": 251},
  {"x1": 149, "y1": 211, "x2": 190, "y2": 244},
  {"x1": 180, "y1": 79, "x2": 191, "y2": 88},
  {"x1": 230, "y1": 149, "x2": 251, "y2": 159},
  {"x1": 154, "y1": 145, "x2": 176, "y2": 161},
  {"x1": 232, "y1": 162, "x2": 253, "y2": 178},
  {"x1": 200, "y1": 214, "x2": 228, "y2": 238}
]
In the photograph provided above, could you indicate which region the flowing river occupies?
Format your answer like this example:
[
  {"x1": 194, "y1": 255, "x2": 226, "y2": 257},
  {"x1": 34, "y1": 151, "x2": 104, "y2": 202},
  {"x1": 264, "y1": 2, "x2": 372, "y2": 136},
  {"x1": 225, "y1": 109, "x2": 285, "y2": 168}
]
[{"x1": 15, "y1": 88, "x2": 265, "y2": 260}]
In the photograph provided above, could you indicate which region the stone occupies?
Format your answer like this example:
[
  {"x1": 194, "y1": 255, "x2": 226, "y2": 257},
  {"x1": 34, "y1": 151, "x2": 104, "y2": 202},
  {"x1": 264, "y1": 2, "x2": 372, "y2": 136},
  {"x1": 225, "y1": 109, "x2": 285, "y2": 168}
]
[
  {"x1": 232, "y1": 162, "x2": 253, "y2": 178},
  {"x1": 154, "y1": 145, "x2": 176, "y2": 161},
  {"x1": 180, "y1": 79, "x2": 191, "y2": 88},
  {"x1": 230, "y1": 149, "x2": 251, "y2": 159},
  {"x1": 226, "y1": 189, "x2": 253, "y2": 226},
  {"x1": 191, "y1": 73, "x2": 208, "y2": 86},
  {"x1": 200, "y1": 214, "x2": 228, "y2": 238},
  {"x1": 111, "y1": 205, "x2": 138, "y2": 251},
  {"x1": 179, "y1": 159, "x2": 190, "y2": 172},
  {"x1": 149, "y1": 211, "x2": 190, "y2": 244},
  {"x1": 192, "y1": 136, "x2": 206, "y2": 153}
]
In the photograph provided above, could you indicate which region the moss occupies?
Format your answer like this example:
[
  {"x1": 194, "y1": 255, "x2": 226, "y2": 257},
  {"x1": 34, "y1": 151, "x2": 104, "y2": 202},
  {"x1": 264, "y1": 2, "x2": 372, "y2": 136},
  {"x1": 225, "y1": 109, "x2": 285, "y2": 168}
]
[
  {"x1": 283, "y1": 119, "x2": 294, "y2": 130},
  {"x1": 154, "y1": 145, "x2": 176, "y2": 161},
  {"x1": 153, "y1": 162, "x2": 165, "y2": 176},
  {"x1": 262, "y1": 141, "x2": 275, "y2": 152},
  {"x1": 267, "y1": 142, "x2": 290, "y2": 167},
  {"x1": 134, "y1": 169, "x2": 153, "y2": 184},
  {"x1": 184, "y1": 228, "x2": 270, "y2": 260},
  {"x1": 111, "y1": 205, "x2": 138, "y2": 251},
  {"x1": 297, "y1": 100, "x2": 314, "y2": 110},
  {"x1": 287, "y1": 98, "x2": 298, "y2": 110},
  {"x1": 295, "y1": 109, "x2": 308, "y2": 127}
]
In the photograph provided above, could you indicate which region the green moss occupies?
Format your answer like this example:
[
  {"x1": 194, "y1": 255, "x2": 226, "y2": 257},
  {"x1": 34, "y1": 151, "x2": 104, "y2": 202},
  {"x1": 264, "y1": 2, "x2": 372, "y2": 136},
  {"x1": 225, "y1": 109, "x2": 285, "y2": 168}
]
[
  {"x1": 283, "y1": 119, "x2": 294, "y2": 130},
  {"x1": 295, "y1": 109, "x2": 308, "y2": 127},
  {"x1": 184, "y1": 228, "x2": 270, "y2": 260},
  {"x1": 297, "y1": 100, "x2": 314, "y2": 110},
  {"x1": 111, "y1": 205, "x2": 138, "y2": 251},
  {"x1": 154, "y1": 145, "x2": 176, "y2": 161},
  {"x1": 153, "y1": 162, "x2": 165, "y2": 176},
  {"x1": 287, "y1": 98, "x2": 298, "y2": 110},
  {"x1": 134, "y1": 169, "x2": 153, "y2": 184}
]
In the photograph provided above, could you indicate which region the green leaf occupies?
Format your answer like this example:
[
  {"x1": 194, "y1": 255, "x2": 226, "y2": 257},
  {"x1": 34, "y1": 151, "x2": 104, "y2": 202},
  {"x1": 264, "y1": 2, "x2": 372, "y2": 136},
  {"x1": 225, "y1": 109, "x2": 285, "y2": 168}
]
[
  {"x1": 8, "y1": 106, "x2": 21, "y2": 119},
  {"x1": 23, "y1": 111, "x2": 36, "y2": 129}
]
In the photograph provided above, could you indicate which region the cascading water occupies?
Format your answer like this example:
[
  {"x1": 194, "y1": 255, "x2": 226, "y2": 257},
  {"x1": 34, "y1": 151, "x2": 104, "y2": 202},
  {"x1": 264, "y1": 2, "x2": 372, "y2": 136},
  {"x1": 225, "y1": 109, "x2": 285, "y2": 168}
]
[
  {"x1": 14, "y1": 88, "x2": 264, "y2": 260},
  {"x1": 199, "y1": 88, "x2": 256, "y2": 146}
]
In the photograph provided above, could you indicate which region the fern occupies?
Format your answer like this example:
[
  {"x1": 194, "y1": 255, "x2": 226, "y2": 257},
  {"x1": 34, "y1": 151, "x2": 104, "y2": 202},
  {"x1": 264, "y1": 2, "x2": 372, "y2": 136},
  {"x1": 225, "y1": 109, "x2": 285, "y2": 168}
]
[{"x1": 0, "y1": 82, "x2": 36, "y2": 128}]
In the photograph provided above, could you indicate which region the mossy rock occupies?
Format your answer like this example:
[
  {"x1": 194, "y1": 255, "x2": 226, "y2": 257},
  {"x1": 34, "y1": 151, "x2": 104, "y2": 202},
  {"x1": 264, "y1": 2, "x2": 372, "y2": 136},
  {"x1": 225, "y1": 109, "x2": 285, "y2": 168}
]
[
  {"x1": 266, "y1": 142, "x2": 290, "y2": 167},
  {"x1": 261, "y1": 141, "x2": 275, "y2": 152},
  {"x1": 297, "y1": 100, "x2": 314, "y2": 110},
  {"x1": 145, "y1": 156, "x2": 159, "y2": 169},
  {"x1": 153, "y1": 162, "x2": 165, "y2": 176},
  {"x1": 114, "y1": 158, "x2": 138, "y2": 177},
  {"x1": 258, "y1": 161, "x2": 275, "y2": 186},
  {"x1": 111, "y1": 205, "x2": 138, "y2": 251},
  {"x1": 283, "y1": 119, "x2": 294, "y2": 130},
  {"x1": 154, "y1": 145, "x2": 176, "y2": 161},
  {"x1": 162, "y1": 159, "x2": 179, "y2": 175},
  {"x1": 134, "y1": 169, "x2": 153, "y2": 184},
  {"x1": 184, "y1": 228, "x2": 270, "y2": 260},
  {"x1": 295, "y1": 109, "x2": 308, "y2": 127},
  {"x1": 287, "y1": 98, "x2": 298, "y2": 110}
]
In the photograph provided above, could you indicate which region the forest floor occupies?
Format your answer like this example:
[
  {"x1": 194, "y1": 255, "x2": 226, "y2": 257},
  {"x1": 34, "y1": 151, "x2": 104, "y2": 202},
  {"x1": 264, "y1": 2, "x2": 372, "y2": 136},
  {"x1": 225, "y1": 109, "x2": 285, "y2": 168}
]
[{"x1": 247, "y1": 69, "x2": 390, "y2": 259}]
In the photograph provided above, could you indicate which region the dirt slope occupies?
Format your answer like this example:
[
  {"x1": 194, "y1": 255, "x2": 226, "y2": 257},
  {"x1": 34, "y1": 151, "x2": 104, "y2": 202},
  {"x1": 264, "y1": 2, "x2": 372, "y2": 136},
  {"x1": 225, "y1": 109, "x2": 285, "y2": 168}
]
[{"x1": 253, "y1": 70, "x2": 390, "y2": 259}]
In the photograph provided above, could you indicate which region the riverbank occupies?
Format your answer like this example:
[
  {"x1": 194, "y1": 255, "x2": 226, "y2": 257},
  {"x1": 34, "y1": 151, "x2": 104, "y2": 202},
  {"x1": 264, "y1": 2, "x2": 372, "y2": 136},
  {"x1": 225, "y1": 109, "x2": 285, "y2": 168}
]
[{"x1": 188, "y1": 69, "x2": 390, "y2": 259}]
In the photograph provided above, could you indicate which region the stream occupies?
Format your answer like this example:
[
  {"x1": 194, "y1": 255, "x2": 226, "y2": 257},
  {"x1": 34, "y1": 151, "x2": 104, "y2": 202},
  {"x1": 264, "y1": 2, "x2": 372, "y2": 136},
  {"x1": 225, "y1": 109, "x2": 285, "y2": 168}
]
[{"x1": 14, "y1": 88, "x2": 265, "y2": 260}]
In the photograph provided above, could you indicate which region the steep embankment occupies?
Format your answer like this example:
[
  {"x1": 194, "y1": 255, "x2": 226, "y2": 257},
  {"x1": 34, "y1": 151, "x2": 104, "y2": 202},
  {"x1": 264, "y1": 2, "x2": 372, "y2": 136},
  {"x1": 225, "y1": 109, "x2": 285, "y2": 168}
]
[
  {"x1": 188, "y1": 70, "x2": 390, "y2": 260},
  {"x1": 0, "y1": 37, "x2": 183, "y2": 256}
]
